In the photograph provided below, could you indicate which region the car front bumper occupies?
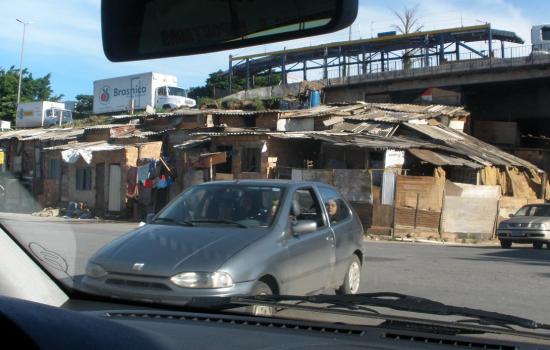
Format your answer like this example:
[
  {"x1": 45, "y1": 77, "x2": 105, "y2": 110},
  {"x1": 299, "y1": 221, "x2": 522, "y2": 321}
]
[
  {"x1": 79, "y1": 273, "x2": 258, "y2": 305},
  {"x1": 497, "y1": 229, "x2": 550, "y2": 243}
]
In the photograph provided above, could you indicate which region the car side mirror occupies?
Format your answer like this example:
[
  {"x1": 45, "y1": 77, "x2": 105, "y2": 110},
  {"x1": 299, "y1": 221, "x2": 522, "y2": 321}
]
[
  {"x1": 291, "y1": 220, "x2": 317, "y2": 235},
  {"x1": 146, "y1": 213, "x2": 155, "y2": 224},
  {"x1": 508, "y1": 213, "x2": 515, "y2": 218}
]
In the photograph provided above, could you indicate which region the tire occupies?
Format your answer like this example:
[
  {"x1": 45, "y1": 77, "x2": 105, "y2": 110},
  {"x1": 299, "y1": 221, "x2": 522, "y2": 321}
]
[
  {"x1": 500, "y1": 240, "x2": 512, "y2": 249},
  {"x1": 533, "y1": 242, "x2": 544, "y2": 249},
  {"x1": 247, "y1": 281, "x2": 274, "y2": 317},
  {"x1": 336, "y1": 255, "x2": 362, "y2": 295}
]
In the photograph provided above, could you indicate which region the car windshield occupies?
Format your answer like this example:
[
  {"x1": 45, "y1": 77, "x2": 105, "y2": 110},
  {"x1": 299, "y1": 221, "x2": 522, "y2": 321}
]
[
  {"x1": 2, "y1": 0, "x2": 550, "y2": 332},
  {"x1": 516, "y1": 205, "x2": 550, "y2": 217},
  {"x1": 156, "y1": 185, "x2": 283, "y2": 227}
]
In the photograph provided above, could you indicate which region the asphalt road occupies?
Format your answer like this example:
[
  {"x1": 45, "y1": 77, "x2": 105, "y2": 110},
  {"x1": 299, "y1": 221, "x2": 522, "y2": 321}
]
[{"x1": 2, "y1": 213, "x2": 550, "y2": 324}]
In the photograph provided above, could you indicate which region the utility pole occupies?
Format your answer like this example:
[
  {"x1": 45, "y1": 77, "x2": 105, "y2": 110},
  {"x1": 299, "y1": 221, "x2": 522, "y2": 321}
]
[{"x1": 16, "y1": 18, "x2": 31, "y2": 106}]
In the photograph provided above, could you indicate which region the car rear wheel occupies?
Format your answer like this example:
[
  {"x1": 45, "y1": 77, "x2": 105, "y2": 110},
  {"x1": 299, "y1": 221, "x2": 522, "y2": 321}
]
[
  {"x1": 500, "y1": 240, "x2": 512, "y2": 249},
  {"x1": 247, "y1": 281, "x2": 274, "y2": 317},
  {"x1": 336, "y1": 255, "x2": 361, "y2": 295},
  {"x1": 533, "y1": 242, "x2": 544, "y2": 249}
]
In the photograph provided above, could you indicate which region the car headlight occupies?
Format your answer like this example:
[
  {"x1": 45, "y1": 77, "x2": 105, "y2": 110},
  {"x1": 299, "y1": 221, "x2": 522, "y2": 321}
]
[
  {"x1": 498, "y1": 222, "x2": 508, "y2": 229},
  {"x1": 170, "y1": 271, "x2": 234, "y2": 289},
  {"x1": 86, "y1": 263, "x2": 108, "y2": 278},
  {"x1": 530, "y1": 223, "x2": 547, "y2": 229}
]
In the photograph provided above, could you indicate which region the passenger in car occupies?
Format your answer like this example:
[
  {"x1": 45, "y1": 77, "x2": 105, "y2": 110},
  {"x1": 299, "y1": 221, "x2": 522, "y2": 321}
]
[{"x1": 327, "y1": 199, "x2": 339, "y2": 223}]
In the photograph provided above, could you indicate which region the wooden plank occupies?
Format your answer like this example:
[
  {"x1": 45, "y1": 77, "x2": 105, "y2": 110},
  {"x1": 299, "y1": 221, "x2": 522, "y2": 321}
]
[
  {"x1": 395, "y1": 175, "x2": 444, "y2": 211},
  {"x1": 373, "y1": 203, "x2": 393, "y2": 228},
  {"x1": 394, "y1": 207, "x2": 440, "y2": 230}
]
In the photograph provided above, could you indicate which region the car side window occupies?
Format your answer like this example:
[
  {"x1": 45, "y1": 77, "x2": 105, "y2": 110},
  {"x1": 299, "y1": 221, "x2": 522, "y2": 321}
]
[
  {"x1": 290, "y1": 188, "x2": 326, "y2": 228},
  {"x1": 318, "y1": 187, "x2": 350, "y2": 224}
]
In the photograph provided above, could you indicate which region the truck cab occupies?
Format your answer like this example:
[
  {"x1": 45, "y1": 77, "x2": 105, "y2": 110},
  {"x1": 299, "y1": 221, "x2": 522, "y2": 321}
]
[
  {"x1": 155, "y1": 86, "x2": 196, "y2": 110},
  {"x1": 16, "y1": 101, "x2": 73, "y2": 129},
  {"x1": 531, "y1": 24, "x2": 550, "y2": 54}
]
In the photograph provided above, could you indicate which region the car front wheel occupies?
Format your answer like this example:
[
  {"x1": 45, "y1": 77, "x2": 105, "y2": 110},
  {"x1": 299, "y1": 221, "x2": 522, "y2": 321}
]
[
  {"x1": 500, "y1": 240, "x2": 512, "y2": 249},
  {"x1": 336, "y1": 255, "x2": 362, "y2": 295},
  {"x1": 248, "y1": 281, "x2": 274, "y2": 317}
]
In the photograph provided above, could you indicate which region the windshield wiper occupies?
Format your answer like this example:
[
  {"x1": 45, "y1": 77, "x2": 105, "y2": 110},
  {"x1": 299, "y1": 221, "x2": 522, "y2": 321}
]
[
  {"x1": 151, "y1": 217, "x2": 195, "y2": 226},
  {"x1": 211, "y1": 293, "x2": 550, "y2": 339},
  {"x1": 188, "y1": 219, "x2": 248, "y2": 228}
]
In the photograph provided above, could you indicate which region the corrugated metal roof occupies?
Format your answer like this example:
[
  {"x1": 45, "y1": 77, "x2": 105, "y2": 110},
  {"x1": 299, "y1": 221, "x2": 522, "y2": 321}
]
[
  {"x1": 0, "y1": 128, "x2": 85, "y2": 141},
  {"x1": 84, "y1": 124, "x2": 128, "y2": 130},
  {"x1": 403, "y1": 123, "x2": 465, "y2": 141},
  {"x1": 174, "y1": 138, "x2": 211, "y2": 149},
  {"x1": 110, "y1": 129, "x2": 164, "y2": 139},
  {"x1": 408, "y1": 148, "x2": 482, "y2": 169},
  {"x1": 311, "y1": 133, "x2": 432, "y2": 150},
  {"x1": 402, "y1": 123, "x2": 538, "y2": 169}
]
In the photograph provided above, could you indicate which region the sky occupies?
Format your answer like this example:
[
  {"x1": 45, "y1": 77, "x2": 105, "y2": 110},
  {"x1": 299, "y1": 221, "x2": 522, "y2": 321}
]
[{"x1": 0, "y1": 0, "x2": 549, "y2": 101}]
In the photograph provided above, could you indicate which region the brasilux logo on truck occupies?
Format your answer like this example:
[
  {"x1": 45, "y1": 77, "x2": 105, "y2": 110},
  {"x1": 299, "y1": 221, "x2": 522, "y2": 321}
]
[{"x1": 100, "y1": 86, "x2": 111, "y2": 104}]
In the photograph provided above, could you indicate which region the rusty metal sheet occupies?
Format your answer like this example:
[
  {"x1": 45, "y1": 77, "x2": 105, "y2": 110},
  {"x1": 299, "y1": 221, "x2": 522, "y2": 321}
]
[{"x1": 333, "y1": 169, "x2": 372, "y2": 203}]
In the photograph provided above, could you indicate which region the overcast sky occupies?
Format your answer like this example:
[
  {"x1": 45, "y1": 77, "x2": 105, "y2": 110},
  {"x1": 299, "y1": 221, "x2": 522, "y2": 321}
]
[{"x1": 0, "y1": 0, "x2": 548, "y2": 101}]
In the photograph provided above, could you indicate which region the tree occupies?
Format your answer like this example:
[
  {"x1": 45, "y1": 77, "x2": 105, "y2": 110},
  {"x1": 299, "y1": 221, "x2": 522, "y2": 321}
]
[
  {"x1": 392, "y1": 4, "x2": 424, "y2": 70},
  {"x1": 74, "y1": 94, "x2": 94, "y2": 118},
  {"x1": 188, "y1": 69, "x2": 282, "y2": 100},
  {"x1": 0, "y1": 66, "x2": 63, "y2": 121}
]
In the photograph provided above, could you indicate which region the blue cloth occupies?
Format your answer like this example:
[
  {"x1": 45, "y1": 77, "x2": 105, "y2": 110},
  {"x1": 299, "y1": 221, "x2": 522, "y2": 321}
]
[
  {"x1": 156, "y1": 178, "x2": 168, "y2": 189},
  {"x1": 137, "y1": 165, "x2": 150, "y2": 183}
]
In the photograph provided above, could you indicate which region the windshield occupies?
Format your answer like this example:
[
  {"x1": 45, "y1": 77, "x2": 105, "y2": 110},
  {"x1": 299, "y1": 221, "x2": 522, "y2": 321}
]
[
  {"x1": 516, "y1": 205, "x2": 550, "y2": 217},
  {"x1": 156, "y1": 185, "x2": 283, "y2": 227},
  {"x1": 167, "y1": 87, "x2": 187, "y2": 97},
  {"x1": 2, "y1": 0, "x2": 550, "y2": 333}
]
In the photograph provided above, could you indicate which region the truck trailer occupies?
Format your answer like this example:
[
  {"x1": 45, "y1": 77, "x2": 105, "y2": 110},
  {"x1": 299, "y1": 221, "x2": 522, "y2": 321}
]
[{"x1": 92, "y1": 72, "x2": 196, "y2": 115}]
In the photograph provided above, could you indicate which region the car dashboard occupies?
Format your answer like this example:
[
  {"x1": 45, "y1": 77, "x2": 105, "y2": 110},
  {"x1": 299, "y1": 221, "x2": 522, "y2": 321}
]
[{"x1": 1, "y1": 296, "x2": 546, "y2": 350}]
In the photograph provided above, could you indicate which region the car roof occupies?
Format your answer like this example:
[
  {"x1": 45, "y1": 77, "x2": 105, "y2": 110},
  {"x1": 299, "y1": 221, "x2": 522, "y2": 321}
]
[{"x1": 195, "y1": 179, "x2": 334, "y2": 189}]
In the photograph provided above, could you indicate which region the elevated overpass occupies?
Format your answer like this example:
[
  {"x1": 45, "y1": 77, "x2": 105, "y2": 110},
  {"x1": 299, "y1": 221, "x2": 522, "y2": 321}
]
[{"x1": 226, "y1": 24, "x2": 524, "y2": 92}]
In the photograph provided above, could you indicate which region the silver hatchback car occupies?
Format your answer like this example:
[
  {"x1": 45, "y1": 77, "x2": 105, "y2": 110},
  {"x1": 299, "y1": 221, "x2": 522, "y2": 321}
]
[
  {"x1": 82, "y1": 180, "x2": 365, "y2": 309},
  {"x1": 497, "y1": 204, "x2": 550, "y2": 249}
]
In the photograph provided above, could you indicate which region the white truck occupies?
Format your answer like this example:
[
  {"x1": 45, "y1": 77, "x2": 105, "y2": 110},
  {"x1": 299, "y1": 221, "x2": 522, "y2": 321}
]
[
  {"x1": 15, "y1": 101, "x2": 73, "y2": 129},
  {"x1": 92, "y1": 72, "x2": 196, "y2": 115},
  {"x1": 531, "y1": 24, "x2": 550, "y2": 53}
]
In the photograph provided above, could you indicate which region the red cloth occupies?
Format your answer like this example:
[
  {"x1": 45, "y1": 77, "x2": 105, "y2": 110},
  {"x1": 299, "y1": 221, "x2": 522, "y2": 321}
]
[{"x1": 143, "y1": 179, "x2": 154, "y2": 188}]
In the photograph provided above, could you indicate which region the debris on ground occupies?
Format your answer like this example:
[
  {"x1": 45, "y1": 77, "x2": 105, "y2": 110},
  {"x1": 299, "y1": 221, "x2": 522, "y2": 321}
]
[{"x1": 32, "y1": 207, "x2": 60, "y2": 217}]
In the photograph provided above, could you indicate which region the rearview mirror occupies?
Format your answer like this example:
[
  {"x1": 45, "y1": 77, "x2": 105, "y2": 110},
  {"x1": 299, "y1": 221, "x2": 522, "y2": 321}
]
[
  {"x1": 101, "y1": 0, "x2": 358, "y2": 61},
  {"x1": 291, "y1": 220, "x2": 317, "y2": 235}
]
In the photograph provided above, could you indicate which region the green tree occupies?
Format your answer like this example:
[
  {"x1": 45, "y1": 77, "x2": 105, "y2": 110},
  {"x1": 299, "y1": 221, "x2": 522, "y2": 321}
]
[
  {"x1": 0, "y1": 66, "x2": 63, "y2": 121},
  {"x1": 188, "y1": 69, "x2": 282, "y2": 100},
  {"x1": 74, "y1": 94, "x2": 94, "y2": 118}
]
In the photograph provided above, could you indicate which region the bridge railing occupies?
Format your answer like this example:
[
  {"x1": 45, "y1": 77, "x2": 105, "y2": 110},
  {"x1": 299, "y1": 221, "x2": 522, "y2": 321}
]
[{"x1": 324, "y1": 44, "x2": 550, "y2": 86}]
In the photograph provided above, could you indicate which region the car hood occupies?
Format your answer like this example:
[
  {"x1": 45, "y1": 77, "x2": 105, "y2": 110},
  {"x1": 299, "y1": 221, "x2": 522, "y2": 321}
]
[
  {"x1": 90, "y1": 224, "x2": 268, "y2": 276},
  {"x1": 504, "y1": 216, "x2": 550, "y2": 225}
]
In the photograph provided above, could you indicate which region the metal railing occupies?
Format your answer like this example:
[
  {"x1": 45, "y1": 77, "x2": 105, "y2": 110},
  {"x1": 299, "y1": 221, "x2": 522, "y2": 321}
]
[{"x1": 324, "y1": 44, "x2": 550, "y2": 86}]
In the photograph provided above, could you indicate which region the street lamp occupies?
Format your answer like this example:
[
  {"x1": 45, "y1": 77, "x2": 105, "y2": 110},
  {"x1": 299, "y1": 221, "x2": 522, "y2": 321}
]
[{"x1": 16, "y1": 18, "x2": 31, "y2": 106}]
